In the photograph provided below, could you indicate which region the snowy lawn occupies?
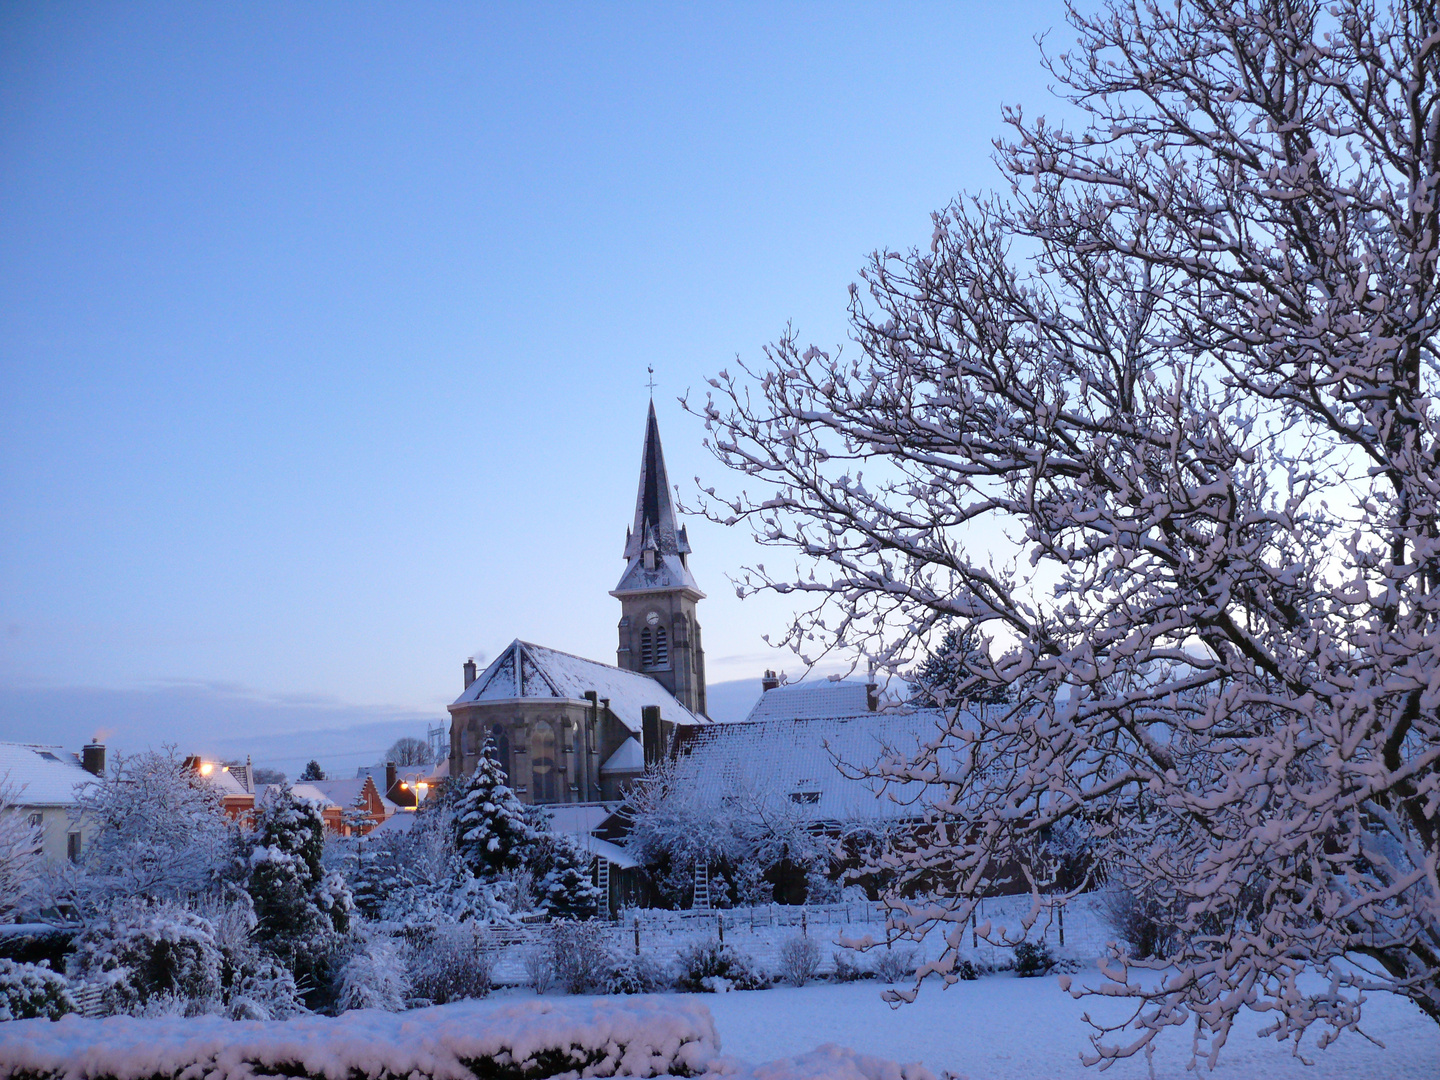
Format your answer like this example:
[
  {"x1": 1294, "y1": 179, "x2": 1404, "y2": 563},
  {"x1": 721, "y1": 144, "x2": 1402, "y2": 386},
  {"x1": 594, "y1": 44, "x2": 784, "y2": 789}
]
[{"x1": 696, "y1": 971, "x2": 1440, "y2": 1080}]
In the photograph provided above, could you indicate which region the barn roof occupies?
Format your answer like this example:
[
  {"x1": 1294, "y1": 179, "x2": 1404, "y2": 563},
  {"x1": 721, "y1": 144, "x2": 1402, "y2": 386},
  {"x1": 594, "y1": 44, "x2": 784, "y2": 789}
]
[{"x1": 452, "y1": 639, "x2": 705, "y2": 734}]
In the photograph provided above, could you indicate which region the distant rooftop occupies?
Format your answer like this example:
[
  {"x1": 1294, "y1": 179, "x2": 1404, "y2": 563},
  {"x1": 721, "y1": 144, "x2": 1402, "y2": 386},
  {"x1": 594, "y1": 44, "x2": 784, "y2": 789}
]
[{"x1": 742, "y1": 680, "x2": 875, "y2": 723}]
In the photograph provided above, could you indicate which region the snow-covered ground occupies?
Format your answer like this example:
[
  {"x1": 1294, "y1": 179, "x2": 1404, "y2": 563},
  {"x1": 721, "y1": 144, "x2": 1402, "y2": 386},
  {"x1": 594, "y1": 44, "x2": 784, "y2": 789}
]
[
  {"x1": 700, "y1": 975, "x2": 1440, "y2": 1080},
  {"x1": 454, "y1": 974, "x2": 1440, "y2": 1080}
]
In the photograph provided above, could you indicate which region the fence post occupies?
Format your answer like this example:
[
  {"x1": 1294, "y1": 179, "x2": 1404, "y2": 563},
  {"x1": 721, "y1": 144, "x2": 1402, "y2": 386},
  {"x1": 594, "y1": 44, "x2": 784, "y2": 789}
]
[
  {"x1": 634, "y1": 915, "x2": 641, "y2": 956},
  {"x1": 1058, "y1": 904, "x2": 1065, "y2": 947},
  {"x1": 801, "y1": 909, "x2": 808, "y2": 937},
  {"x1": 718, "y1": 913, "x2": 724, "y2": 944}
]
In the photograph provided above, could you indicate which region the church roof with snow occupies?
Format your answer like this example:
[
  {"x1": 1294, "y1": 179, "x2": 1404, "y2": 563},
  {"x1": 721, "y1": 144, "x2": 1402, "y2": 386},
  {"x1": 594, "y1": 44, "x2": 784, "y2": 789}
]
[
  {"x1": 452, "y1": 639, "x2": 707, "y2": 733},
  {"x1": 612, "y1": 400, "x2": 703, "y2": 598},
  {"x1": 668, "y1": 708, "x2": 980, "y2": 823}
]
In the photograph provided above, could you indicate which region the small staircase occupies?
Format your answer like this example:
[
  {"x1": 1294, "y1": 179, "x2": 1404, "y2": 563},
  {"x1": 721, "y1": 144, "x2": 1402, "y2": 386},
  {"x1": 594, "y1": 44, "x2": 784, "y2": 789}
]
[
  {"x1": 693, "y1": 863, "x2": 712, "y2": 910},
  {"x1": 596, "y1": 857, "x2": 610, "y2": 905}
]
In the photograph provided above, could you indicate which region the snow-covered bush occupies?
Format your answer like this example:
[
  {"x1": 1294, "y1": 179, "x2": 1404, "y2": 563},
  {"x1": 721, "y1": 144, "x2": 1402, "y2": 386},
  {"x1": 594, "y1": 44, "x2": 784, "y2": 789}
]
[
  {"x1": 521, "y1": 943, "x2": 553, "y2": 995},
  {"x1": 452, "y1": 739, "x2": 537, "y2": 877},
  {"x1": 68, "y1": 899, "x2": 224, "y2": 1016},
  {"x1": 673, "y1": 938, "x2": 769, "y2": 992},
  {"x1": 335, "y1": 929, "x2": 408, "y2": 1013},
  {"x1": 407, "y1": 923, "x2": 496, "y2": 1004},
  {"x1": 832, "y1": 950, "x2": 868, "y2": 983},
  {"x1": 778, "y1": 935, "x2": 821, "y2": 987},
  {"x1": 601, "y1": 952, "x2": 670, "y2": 995},
  {"x1": 1012, "y1": 940, "x2": 1054, "y2": 978},
  {"x1": 547, "y1": 920, "x2": 610, "y2": 995},
  {"x1": 872, "y1": 947, "x2": 916, "y2": 985},
  {"x1": 0, "y1": 959, "x2": 72, "y2": 1021},
  {"x1": 1098, "y1": 884, "x2": 1185, "y2": 961}
]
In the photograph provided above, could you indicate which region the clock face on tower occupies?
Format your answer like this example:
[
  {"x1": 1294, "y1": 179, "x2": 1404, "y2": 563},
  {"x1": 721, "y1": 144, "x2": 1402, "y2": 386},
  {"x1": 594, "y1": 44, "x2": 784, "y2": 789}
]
[{"x1": 645, "y1": 611, "x2": 660, "y2": 626}]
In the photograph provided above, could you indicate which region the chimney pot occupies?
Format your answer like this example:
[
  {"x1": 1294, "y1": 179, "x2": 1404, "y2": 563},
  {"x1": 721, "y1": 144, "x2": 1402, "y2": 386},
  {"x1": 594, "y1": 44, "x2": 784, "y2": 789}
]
[
  {"x1": 82, "y1": 742, "x2": 106, "y2": 777},
  {"x1": 761, "y1": 669, "x2": 780, "y2": 693}
]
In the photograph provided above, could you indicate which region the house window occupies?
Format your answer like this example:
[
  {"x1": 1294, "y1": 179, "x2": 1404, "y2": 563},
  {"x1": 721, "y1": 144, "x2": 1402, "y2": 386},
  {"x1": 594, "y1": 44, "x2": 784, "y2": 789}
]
[
  {"x1": 641, "y1": 626, "x2": 668, "y2": 670},
  {"x1": 67, "y1": 831, "x2": 82, "y2": 862},
  {"x1": 27, "y1": 813, "x2": 42, "y2": 829}
]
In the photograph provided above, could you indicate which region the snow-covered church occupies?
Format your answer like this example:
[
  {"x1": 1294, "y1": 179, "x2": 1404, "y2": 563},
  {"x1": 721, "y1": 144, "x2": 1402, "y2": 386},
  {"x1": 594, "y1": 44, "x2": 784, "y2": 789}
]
[{"x1": 446, "y1": 402, "x2": 712, "y2": 805}]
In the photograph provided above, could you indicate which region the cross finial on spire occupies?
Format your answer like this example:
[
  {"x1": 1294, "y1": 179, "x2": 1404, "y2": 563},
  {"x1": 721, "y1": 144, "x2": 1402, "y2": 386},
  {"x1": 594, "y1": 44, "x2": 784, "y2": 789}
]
[{"x1": 646, "y1": 365, "x2": 656, "y2": 396}]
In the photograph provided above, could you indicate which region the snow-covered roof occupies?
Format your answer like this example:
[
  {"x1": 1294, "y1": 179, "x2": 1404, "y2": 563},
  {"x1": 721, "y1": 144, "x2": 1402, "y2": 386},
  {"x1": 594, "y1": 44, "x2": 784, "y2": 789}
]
[
  {"x1": 544, "y1": 802, "x2": 620, "y2": 836},
  {"x1": 453, "y1": 639, "x2": 705, "y2": 733},
  {"x1": 742, "y1": 681, "x2": 874, "y2": 723},
  {"x1": 0, "y1": 742, "x2": 95, "y2": 807},
  {"x1": 306, "y1": 778, "x2": 370, "y2": 808},
  {"x1": 368, "y1": 811, "x2": 415, "y2": 836},
  {"x1": 671, "y1": 710, "x2": 977, "y2": 823},
  {"x1": 572, "y1": 832, "x2": 639, "y2": 870},
  {"x1": 600, "y1": 738, "x2": 644, "y2": 775}
]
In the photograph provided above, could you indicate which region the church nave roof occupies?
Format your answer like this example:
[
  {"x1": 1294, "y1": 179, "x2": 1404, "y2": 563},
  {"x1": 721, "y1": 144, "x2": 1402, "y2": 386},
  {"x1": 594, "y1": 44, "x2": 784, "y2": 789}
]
[{"x1": 453, "y1": 638, "x2": 707, "y2": 733}]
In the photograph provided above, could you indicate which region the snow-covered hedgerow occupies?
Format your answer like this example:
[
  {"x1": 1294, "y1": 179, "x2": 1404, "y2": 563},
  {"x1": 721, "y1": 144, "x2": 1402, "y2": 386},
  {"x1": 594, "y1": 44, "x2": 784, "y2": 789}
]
[
  {"x1": 0, "y1": 960, "x2": 71, "y2": 1022},
  {"x1": 0, "y1": 996, "x2": 719, "y2": 1080}
]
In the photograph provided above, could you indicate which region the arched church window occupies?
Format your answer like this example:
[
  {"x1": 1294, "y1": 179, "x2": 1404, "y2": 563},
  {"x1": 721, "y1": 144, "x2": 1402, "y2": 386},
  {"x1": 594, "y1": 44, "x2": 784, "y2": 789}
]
[
  {"x1": 490, "y1": 724, "x2": 511, "y2": 784},
  {"x1": 531, "y1": 720, "x2": 557, "y2": 803}
]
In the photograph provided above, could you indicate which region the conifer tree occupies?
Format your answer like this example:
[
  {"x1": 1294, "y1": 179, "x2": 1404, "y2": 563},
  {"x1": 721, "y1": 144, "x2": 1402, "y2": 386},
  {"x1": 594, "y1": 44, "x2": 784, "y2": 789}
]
[
  {"x1": 452, "y1": 738, "x2": 537, "y2": 877},
  {"x1": 908, "y1": 620, "x2": 1009, "y2": 708},
  {"x1": 534, "y1": 834, "x2": 604, "y2": 920},
  {"x1": 243, "y1": 785, "x2": 352, "y2": 1002}
]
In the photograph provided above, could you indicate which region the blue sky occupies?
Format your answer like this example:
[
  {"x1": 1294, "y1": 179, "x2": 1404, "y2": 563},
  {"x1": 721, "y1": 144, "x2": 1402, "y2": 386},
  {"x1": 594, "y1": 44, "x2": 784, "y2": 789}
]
[{"x1": 1, "y1": 2, "x2": 1070, "y2": 773}]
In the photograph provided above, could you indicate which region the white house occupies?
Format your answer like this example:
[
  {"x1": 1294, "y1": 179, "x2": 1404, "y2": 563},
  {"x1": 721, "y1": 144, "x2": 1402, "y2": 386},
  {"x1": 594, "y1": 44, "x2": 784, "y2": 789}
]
[{"x1": 0, "y1": 741, "x2": 105, "y2": 863}]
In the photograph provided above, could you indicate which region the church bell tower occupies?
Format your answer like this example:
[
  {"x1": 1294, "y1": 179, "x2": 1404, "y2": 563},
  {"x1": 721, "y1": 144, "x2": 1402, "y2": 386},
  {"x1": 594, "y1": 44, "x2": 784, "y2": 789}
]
[{"x1": 612, "y1": 401, "x2": 707, "y2": 717}]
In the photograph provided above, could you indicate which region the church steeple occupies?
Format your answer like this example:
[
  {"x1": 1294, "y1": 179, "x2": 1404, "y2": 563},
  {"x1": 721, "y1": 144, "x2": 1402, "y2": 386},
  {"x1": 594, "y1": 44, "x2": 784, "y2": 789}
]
[{"x1": 612, "y1": 400, "x2": 707, "y2": 716}]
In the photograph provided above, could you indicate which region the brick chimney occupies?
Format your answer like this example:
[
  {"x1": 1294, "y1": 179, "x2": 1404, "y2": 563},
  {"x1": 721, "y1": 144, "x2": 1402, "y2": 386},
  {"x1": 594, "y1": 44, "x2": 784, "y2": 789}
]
[
  {"x1": 82, "y1": 742, "x2": 106, "y2": 777},
  {"x1": 385, "y1": 761, "x2": 398, "y2": 800},
  {"x1": 761, "y1": 669, "x2": 781, "y2": 692},
  {"x1": 463, "y1": 657, "x2": 477, "y2": 689}
]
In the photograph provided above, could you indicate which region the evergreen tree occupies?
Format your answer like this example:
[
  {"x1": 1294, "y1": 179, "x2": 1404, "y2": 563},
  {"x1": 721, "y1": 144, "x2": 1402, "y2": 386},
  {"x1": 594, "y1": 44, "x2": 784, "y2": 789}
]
[
  {"x1": 534, "y1": 834, "x2": 604, "y2": 920},
  {"x1": 452, "y1": 738, "x2": 537, "y2": 877},
  {"x1": 299, "y1": 760, "x2": 325, "y2": 781},
  {"x1": 908, "y1": 621, "x2": 1008, "y2": 708},
  {"x1": 243, "y1": 785, "x2": 352, "y2": 1003}
]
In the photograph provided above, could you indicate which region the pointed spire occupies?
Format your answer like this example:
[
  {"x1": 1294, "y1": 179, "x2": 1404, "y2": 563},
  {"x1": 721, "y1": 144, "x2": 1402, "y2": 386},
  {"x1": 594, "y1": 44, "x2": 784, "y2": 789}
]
[
  {"x1": 623, "y1": 400, "x2": 680, "y2": 562},
  {"x1": 614, "y1": 401, "x2": 702, "y2": 597}
]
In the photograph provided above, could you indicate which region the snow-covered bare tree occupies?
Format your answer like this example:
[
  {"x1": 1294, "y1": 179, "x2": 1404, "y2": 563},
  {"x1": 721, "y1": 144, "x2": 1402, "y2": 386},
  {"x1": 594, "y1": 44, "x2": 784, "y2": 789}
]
[
  {"x1": 691, "y1": 0, "x2": 1440, "y2": 1064},
  {"x1": 66, "y1": 749, "x2": 233, "y2": 911},
  {"x1": 0, "y1": 779, "x2": 42, "y2": 923}
]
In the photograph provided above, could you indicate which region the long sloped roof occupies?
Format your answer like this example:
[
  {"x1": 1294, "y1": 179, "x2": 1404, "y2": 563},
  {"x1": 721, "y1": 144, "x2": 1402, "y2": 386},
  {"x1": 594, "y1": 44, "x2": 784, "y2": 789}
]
[
  {"x1": 671, "y1": 710, "x2": 973, "y2": 823},
  {"x1": 0, "y1": 742, "x2": 95, "y2": 806},
  {"x1": 452, "y1": 639, "x2": 706, "y2": 733},
  {"x1": 743, "y1": 681, "x2": 874, "y2": 722}
]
